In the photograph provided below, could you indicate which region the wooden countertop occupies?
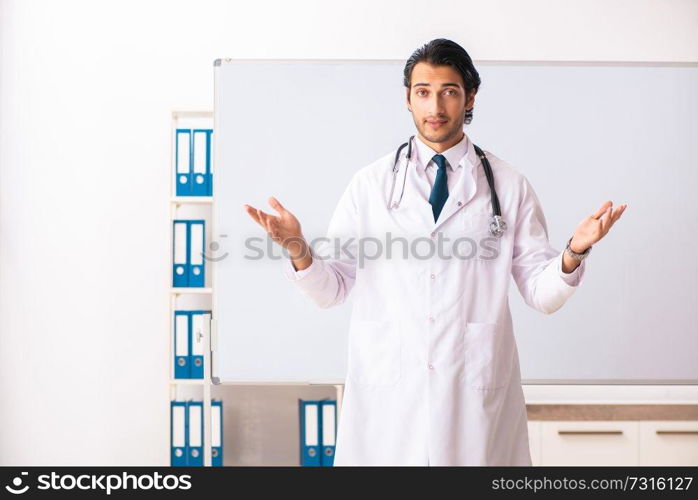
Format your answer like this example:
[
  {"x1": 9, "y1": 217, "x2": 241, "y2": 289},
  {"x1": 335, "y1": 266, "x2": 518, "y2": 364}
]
[{"x1": 526, "y1": 404, "x2": 698, "y2": 420}]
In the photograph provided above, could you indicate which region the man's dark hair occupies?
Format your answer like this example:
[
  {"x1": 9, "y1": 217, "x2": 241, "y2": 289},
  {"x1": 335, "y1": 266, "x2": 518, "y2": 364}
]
[{"x1": 403, "y1": 38, "x2": 481, "y2": 122}]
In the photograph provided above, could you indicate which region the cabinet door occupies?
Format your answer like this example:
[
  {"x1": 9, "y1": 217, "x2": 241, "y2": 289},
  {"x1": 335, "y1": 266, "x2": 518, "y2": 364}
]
[
  {"x1": 527, "y1": 421, "x2": 541, "y2": 466},
  {"x1": 540, "y1": 421, "x2": 639, "y2": 466},
  {"x1": 639, "y1": 421, "x2": 698, "y2": 466}
]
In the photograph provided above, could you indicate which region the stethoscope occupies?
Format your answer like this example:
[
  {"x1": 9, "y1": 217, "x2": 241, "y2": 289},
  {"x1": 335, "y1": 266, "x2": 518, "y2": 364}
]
[{"x1": 388, "y1": 134, "x2": 507, "y2": 238}]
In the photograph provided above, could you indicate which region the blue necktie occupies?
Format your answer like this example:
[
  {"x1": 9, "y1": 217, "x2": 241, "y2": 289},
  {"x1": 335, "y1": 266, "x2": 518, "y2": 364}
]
[{"x1": 428, "y1": 154, "x2": 449, "y2": 222}]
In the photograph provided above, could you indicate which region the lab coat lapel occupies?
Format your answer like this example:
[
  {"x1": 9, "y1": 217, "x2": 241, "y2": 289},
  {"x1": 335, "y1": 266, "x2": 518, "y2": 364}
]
[{"x1": 388, "y1": 159, "x2": 438, "y2": 233}]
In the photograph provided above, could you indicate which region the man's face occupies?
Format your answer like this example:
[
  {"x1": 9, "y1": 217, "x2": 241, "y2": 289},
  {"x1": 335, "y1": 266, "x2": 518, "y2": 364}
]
[{"x1": 406, "y1": 62, "x2": 476, "y2": 149}]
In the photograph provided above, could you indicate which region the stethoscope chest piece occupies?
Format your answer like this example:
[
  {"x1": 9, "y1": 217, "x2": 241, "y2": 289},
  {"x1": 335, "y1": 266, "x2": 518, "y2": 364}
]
[{"x1": 489, "y1": 215, "x2": 507, "y2": 238}]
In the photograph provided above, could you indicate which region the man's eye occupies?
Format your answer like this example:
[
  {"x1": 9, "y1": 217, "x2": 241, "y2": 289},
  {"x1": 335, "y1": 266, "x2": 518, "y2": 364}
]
[{"x1": 416, "y1": 89, "x2": 456, "y2": 96}]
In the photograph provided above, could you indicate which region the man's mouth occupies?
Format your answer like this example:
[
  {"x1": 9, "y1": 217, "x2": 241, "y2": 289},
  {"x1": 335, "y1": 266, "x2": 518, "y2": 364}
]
[{"x1": 426, "y1": 120, "x2": 447, "y2": 129}]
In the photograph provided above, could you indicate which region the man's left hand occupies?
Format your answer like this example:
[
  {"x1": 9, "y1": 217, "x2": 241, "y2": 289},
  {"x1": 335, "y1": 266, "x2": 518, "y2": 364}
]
[{"x1": 570, "y1": 200, "x2": 628, "y2": 252}]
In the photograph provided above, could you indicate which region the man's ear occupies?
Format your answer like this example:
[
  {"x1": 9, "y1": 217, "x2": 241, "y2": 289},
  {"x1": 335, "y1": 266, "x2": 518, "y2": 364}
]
[
  {"x1": 405, "y1": 87, "x2": 411, "y2": 111},
  {"x1": 466, "y1": 90, "x2": 476, "y2": 109}
]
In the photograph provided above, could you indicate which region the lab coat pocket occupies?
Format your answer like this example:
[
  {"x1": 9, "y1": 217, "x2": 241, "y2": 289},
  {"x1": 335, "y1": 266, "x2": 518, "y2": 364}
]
[
  {"x1": 463, "y1": 322, "x2": 510, "y2": 390},
  {"x1": 462, "y1": 212, "x2": 501, "y2": 262},
  {"x1": 348, "y1": 319, "x2": 401, "y2": 387}
]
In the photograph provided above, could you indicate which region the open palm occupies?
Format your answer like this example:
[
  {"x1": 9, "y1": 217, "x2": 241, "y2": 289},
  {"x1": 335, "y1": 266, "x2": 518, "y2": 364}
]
[
  {"x1": 244, "y1": 196, "x2": 305, "y2": 252},
  {"x1": 571, "y1": 200, "x2": 627, "y2": 252}
]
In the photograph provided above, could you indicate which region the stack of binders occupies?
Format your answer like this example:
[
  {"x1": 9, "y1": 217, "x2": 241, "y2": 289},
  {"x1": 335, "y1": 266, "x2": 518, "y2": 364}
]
[
  {"x1": 173, "y1": 310, "x2": 211, "y2": 379},
  {"x1": 175, "y1": 128, "x2": 213, "y2": 196},
  {"x1": 172, "y1": 219, "x2": 205, "y2": 288},
  {"x1": 299, "y1": 399, "x2": 337, "y2": 466},
  {"x1": 171, "y1": 399, "x2": 223, "y2": 466}
]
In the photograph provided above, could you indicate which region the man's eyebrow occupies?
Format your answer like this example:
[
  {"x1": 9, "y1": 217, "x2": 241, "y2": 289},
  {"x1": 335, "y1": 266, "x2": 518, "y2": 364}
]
[{"x1": 412, "y1": 82, "x2": 461, "y2": 88}]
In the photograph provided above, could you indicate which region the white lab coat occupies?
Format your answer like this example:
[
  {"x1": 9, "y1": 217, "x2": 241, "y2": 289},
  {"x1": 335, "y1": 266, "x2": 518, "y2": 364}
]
[{"x1": 283, "y1": 132, "x2": 586, "y2": 466}]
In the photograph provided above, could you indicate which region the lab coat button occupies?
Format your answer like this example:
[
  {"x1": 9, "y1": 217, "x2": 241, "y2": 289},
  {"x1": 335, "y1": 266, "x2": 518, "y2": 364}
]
[
  {"x1": 428, "y1": 364, "x2": 434, "y2": 370},
  {"x1": 428, "y1": 315, "x2": 434, "y2": 322},
  {"x1": 430, "y1": 274, "x2": 435, "y2": 280},
  {"x1": 457, "y1": 201, "x2": 462, "y2": 206},
  {"x1": 430, "y1": 231, "x2": 436, "y2": 238}
]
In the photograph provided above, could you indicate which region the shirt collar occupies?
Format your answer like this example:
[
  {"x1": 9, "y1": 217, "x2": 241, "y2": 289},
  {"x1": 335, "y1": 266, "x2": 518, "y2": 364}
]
[{"x1": 414, "y1": 131, "x2": 469, "y2": 173}]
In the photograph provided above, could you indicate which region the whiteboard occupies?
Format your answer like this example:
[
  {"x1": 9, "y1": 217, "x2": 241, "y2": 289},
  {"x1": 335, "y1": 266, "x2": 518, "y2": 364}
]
[{"x1": 212, "y1": 59, "x2": 698, "y2": 385}]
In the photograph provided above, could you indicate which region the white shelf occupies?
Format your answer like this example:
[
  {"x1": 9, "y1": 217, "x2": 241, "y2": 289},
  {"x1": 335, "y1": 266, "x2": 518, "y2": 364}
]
[
  {"x1": 169, "y1": 379, "x2": 207, "y2": 386},
  {"x1": 170, "y1": 287, "x2": 213, "y2": 295},
  {"x1": 171, "y1": 196, "x2": 213, "y2": 205}
]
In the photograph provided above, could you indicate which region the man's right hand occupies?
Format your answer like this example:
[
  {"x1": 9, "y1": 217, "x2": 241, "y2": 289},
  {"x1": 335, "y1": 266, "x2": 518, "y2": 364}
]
[{"x1": 244, "y1": 197, "x2": 313, "y2": 271}]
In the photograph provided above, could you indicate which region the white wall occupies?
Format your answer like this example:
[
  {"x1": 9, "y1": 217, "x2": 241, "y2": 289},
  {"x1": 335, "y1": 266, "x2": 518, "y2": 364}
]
[{"x1": 0, "y1": 0, "x2": 696, "y2": 465}]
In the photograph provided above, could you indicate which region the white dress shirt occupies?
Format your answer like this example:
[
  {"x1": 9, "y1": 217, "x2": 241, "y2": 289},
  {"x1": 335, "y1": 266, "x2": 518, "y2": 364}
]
[{"x1": 413, "y1": 131, "x2": 467, "y2": 196}]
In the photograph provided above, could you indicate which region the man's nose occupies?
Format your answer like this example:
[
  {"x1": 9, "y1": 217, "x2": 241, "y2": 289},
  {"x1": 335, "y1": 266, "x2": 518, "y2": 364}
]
[{"x1": 427, "y1": 95, "x2": 446, "y2": 115}]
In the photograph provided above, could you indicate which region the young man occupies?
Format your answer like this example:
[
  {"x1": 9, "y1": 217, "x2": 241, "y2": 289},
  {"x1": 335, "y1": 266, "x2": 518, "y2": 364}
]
[{"x1": 245, "y1": 39, "x2": 626, "y2": 465}]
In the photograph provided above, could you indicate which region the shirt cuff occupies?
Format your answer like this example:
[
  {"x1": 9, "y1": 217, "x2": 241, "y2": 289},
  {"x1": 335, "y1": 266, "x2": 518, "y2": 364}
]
[
  {"x1": 557, "y1": 248, "x2": 586, "y2": 287},
  {"x1": 282, "y1": 247, "x2": 323, "y2": 282}
]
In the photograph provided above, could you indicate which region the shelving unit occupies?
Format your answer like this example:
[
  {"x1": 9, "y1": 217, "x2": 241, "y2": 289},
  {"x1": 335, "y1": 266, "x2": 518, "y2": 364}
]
[{"x1": 168, "y1": 110, "x2": 215, "y2": 466}]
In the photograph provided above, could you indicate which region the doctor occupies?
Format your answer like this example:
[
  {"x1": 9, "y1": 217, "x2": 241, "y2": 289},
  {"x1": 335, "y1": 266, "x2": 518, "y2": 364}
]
[{"x1": 244, "y1": 38, "x2": 627, "y2": 466}]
